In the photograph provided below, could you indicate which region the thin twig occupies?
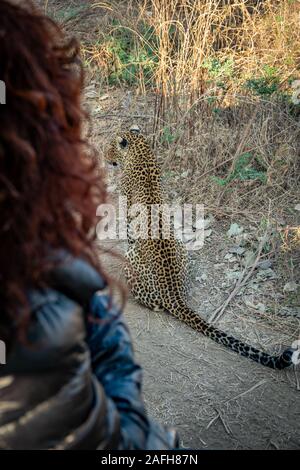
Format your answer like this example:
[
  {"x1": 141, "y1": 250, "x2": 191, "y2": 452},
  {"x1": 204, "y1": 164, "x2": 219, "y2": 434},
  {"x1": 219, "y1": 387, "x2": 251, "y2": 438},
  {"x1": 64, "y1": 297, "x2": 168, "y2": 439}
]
[
  {"x1": 206, "y1": 408, "x2": 232, "y2": 436},
  {"x1": 96, "y1": 113, "x2": 153, "y2": 120},
  {"x1": 294, "y1": 366, "x2": 300, "y2": 391},
  {"x1": 229, "y1": 107, "x2": 259, "y2": 176},
  {"x1": 209, "y1": 233, "x2": 267, "y2": 324},
  {"x1": 225, "y1": 379, "x2": 268, "y2": 404},
  {"x1": 218, "y1": 107, "x2": 259, "y2": 205}
]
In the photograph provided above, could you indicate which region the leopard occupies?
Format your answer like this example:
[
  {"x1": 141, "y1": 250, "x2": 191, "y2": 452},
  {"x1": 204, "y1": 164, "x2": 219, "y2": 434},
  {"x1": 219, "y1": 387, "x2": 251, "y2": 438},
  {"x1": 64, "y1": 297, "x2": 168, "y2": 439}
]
[{"x1": 105, "y1": 124, "x2": 294, "y2": 370}]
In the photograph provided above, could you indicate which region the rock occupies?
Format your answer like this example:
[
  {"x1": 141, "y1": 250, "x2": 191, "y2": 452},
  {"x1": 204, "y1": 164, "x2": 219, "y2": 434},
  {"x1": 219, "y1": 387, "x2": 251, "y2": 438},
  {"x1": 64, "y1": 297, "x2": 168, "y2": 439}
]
[
  {"x1": 283, "y1": 281, "x2": 298, "y2": 293},
  {"x1": 294, "y1": 204, "x2": 300, "y2": 211}
]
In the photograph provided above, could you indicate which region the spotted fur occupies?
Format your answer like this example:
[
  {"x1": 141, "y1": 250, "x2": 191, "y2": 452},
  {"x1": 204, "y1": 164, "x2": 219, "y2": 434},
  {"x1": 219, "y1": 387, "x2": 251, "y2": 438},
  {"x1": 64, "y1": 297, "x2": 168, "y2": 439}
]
[{"x1": 106, "y1": 125, "x2": 293, "y2": 369}]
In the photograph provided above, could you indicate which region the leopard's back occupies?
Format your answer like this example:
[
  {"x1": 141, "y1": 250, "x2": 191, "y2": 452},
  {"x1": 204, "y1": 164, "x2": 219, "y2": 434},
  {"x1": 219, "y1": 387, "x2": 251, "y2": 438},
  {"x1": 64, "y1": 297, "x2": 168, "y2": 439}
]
[{"x1": 105, "y1": 125, "x2": 294, "y2": 370}]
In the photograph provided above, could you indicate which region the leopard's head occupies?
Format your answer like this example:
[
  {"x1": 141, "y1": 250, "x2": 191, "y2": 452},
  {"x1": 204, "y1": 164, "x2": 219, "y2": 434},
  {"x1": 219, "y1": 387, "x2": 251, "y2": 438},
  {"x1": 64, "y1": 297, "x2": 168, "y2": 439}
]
[{"x1": 105, "y1": 124, "x2": 150, "y2": 168}]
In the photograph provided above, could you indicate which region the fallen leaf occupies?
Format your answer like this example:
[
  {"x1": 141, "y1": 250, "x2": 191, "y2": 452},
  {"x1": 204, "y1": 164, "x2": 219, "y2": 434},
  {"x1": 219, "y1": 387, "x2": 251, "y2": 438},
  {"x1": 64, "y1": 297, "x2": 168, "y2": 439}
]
[
  {"x1": 99, "y1": 94, "x2": 109, "y2": 101},
  {"x1": 257, "y1": 260, "x2": 273, "y2": 270},
  {"x1": 283, "y1": 281, "x2": 298, "y2": 293},
  {"x1": 256, "y1": 268, "x2": 277, "y2": 280},
  {"x1": 182, "y1": 231, "x2": 195, "y2": 243},
  {"x1": 224, "y1": 253, "x2": 237, "y2": 262},
  {"x1": 226, "y1": 270, "x2": 241, "y2": 281},
  {"x1": 228, "y1": 246, "x2": 246, "y2": 255},
  {"x1": 227, "y1": 223, "x2": 243, "y2": 237},
  {"x1": 85, "y1": 90, "x2": 98, "y2": 98},
  {"x1": 204, "y1": 229, "x2": 212, "y2": 238},
  {"x1": 242, "y1": 250, "x2": 256, "y2": 267},
  {"x1": 243, "y1": 297, "x2": 266, "y2": 313}
]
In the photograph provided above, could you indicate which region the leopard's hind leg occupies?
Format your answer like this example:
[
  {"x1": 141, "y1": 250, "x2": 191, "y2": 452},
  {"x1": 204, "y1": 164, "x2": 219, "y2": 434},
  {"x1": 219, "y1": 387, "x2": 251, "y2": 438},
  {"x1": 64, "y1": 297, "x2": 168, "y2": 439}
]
[{"x1": 123, "y1": 249, "x2": 163, "y2": 311}]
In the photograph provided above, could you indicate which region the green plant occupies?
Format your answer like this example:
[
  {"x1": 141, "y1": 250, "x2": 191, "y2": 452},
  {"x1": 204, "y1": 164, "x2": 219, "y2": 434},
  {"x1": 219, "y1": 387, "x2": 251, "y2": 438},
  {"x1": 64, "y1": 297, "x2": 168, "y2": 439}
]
[
  {"x1": 50, "y1": 5, "x2": 88, "y2": 23},
  {"x1": 245, "y1": 65, "x2": 281, "y2": 97},
  {"x1": 202, "y1": 57, "x2": 234, "y2": 80},
  {"x1": 212, "y1": 152, "x2": 267, "y2": 186},
  {"x1": 100, "y1": 19, "x2": 158, "y2": 86},
  {"x1": 160, "y1": 126, "x2": 179, "y2": 145}
]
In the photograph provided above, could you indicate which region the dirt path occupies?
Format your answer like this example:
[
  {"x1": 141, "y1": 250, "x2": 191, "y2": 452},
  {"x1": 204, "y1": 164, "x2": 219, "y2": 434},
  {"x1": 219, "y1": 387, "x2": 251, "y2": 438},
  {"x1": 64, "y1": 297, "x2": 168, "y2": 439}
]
[{"x1": 102, "y1": 238, "x2": 300, "y2": 450}]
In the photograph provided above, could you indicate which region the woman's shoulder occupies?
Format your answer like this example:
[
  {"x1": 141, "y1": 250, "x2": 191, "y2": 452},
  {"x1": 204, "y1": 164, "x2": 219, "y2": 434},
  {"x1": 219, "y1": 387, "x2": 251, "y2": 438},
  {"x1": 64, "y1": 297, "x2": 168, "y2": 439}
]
[
  {"x1": 2, "y1": 255, "x2": 106, "y2": 374},
  {"x1": 1, "y1": 287, "x2": 84, "y2": 375},
  {"x1": 48, "y1": 252, "x2": 106, "y2": 307}
]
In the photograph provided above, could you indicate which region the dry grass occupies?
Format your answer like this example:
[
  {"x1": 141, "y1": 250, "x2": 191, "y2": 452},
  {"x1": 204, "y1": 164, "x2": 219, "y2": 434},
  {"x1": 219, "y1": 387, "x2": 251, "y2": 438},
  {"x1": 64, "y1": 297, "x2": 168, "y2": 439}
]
[
  {"x1": 81, "y1": 1, "x2": 299, "y2": 95},
  {"x1": 39, "y1": 0, "x2": 300, "y2": 216},
  {"x1": 145, "y1": 0, "x2": 299, "y2": 96},
  {"x1": 70, "y1": 0, "x2": 300, "y2": 215},
  {"x1": 159, "y1": 96, "x2": 299, "y2": 215}
]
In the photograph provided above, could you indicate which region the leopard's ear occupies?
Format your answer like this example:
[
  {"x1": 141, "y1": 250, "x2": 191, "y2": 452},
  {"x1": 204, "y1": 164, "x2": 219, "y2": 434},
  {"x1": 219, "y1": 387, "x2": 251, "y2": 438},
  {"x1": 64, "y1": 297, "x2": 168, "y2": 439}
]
[
  {"x1": 116, "y1": 136, "x2": 128, "y2": 149},
  {"x1": 129, "y1": 124, "x2": 141, "y2": 134}
]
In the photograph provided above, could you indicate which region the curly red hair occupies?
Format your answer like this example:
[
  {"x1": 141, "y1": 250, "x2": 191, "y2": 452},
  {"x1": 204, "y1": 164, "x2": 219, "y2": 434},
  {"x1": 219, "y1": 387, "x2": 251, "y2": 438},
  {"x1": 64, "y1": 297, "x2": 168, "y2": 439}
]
[{"x1": 0, "y1": 1, "x2": 113, "y2": 345}]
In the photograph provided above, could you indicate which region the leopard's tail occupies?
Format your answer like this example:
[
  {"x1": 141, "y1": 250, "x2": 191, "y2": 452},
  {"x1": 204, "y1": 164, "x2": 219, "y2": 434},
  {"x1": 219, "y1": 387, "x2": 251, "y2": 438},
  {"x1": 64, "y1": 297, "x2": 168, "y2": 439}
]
[{"x1": 168, "y1": 301, "x2": 294, "y2": 370}]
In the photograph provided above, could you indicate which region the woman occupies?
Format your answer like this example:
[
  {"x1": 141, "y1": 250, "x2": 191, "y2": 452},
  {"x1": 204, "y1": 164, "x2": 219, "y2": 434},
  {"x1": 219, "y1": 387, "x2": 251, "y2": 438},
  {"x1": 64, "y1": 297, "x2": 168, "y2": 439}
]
[{"x1": 0, "y1": 0, "x2": 178, "y2": 450}]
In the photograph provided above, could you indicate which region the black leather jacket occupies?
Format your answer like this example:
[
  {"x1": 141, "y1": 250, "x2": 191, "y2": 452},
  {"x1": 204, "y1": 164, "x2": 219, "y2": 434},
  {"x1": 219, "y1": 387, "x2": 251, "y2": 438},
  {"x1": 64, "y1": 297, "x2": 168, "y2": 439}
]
[{"x1": 0, "y1": 256, "x2": 178, "y2": 449}]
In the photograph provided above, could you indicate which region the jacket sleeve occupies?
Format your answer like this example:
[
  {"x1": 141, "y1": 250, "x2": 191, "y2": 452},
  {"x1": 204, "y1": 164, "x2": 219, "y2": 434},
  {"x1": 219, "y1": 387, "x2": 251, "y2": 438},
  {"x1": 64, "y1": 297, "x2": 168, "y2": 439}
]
[{"x1": 86, "y1": 292, "x2": 149, "y2": 450}]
